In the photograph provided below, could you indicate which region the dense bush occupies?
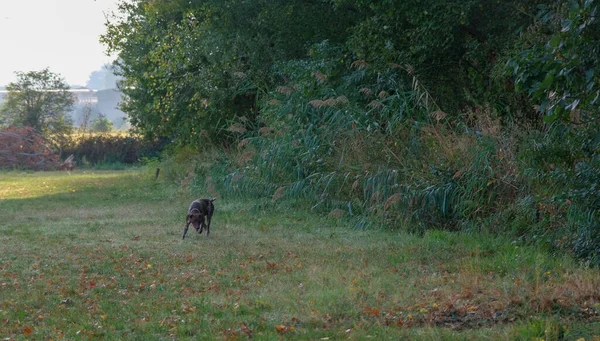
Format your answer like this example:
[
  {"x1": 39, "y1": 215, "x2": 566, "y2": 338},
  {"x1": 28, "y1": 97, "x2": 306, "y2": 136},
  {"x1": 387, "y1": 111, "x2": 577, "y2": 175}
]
[{"x1": 62, "y1": 134, "x2": 167, "y2": 167}]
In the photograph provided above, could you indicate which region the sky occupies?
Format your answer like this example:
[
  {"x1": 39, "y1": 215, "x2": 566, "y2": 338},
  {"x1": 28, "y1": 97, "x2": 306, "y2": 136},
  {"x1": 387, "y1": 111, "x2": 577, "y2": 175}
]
[{"x1": 0, "y1": 0, "x2": 120, "y2": 87}]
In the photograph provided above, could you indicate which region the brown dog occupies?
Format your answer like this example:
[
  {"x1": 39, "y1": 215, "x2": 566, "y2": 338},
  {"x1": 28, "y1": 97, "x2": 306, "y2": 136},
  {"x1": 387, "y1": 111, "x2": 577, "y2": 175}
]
[{"x1": 183, "y1": 198, "x2": 216, "y2": 239}]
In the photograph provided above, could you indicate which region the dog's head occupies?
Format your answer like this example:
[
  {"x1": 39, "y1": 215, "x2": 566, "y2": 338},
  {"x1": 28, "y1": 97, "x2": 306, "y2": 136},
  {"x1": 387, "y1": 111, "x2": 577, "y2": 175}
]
[{"x1": 186, "y1": 208, "x2": 201, "y2": 223}]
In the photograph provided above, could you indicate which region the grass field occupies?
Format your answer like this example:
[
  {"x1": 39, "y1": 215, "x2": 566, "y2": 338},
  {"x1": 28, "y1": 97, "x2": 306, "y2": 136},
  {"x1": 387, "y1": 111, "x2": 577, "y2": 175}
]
[{"x1": 1, "y1": 170, "x2": 599, "y2": 340}]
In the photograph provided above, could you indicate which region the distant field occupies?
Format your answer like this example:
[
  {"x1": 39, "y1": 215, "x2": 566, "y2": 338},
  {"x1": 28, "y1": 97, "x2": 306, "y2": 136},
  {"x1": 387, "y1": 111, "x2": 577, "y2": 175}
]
[
  {"x1": 1, "y1": 171, "x2": 599, "y2": 340},
  {"x1": 69, "y1": 131, "x2": 131, "y2": 139}
]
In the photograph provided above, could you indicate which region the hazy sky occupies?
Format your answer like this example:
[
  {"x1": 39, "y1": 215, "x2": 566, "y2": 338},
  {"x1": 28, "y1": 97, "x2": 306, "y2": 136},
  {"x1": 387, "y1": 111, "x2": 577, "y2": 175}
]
[{"x1": 0, "y1": 0, "x2": 120, "y2": 86}]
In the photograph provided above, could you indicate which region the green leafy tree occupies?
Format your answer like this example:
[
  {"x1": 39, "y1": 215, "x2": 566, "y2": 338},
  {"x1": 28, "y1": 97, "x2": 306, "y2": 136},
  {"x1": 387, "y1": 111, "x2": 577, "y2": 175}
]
[
  {"x1": 86, "y1": 64, "x2": 122, "y2": 90},
  {"x1": 101, "y1": 0, "x2": 357, "y2": 145},
  {"x1": 335, "y1": 0, "x2": 550, "y2": 114},
  {"x1": 0, "y1": 68, "x2": 75, "y2": 139},
  {"x1": 508, "y1": 0, "x2": 600, "y2": 123},
  {"x1": 90, "y1": 113, "x2": 114, "y2": 133}
]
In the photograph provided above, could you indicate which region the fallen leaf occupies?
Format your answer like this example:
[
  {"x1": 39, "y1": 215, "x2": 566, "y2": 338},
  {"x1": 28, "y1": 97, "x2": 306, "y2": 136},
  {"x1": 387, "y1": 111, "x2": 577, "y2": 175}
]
[
  {"x1": 327, "y1": 209, "x2": 345, "y2": 218},
  {"x1": 275, "y1": 324, "x2": 287, "y2": 334},
  {"x1": 272, "y1": 186, "x2": 285, "y2": 201}
]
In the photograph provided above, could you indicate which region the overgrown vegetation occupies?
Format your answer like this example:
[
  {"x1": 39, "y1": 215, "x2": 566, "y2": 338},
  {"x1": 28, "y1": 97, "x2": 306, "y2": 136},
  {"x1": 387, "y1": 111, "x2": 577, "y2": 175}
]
[
  {"x1": 61, "y1": 133, "x2": 167, "y2": 168},
  {"x1": 1, "y1": 171, "x2": 599, "y2": 339},
  {"x1": 100, "y1": 0, "x2": 600, "y2": 266},
  {"x1": 0, "y1": 129, "x2": 165, "y2": 170}
]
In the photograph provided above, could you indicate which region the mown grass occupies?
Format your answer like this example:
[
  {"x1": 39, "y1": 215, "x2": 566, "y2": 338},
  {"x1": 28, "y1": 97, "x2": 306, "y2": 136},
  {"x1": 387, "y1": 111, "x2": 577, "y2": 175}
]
[{"x1": 0, "y1": 170, "x2": 599, "y2": 340}]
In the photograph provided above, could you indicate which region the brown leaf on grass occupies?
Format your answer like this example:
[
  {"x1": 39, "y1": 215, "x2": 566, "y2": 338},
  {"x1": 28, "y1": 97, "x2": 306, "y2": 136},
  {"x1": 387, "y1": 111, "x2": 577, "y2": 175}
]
[
  {"x1": 310, "y1": 97, "x2": 348, "y2": 109},
  {"x1": 231, "y1": 172, "x2": 244, "y2": 183},
  {"x1": 240, "y1": 323, "x2": 253, "y2": 338},
  {"x1": 359, "y1": 87, "x2": 373, "y2": 96},
  {"x1": 238, "y1": 151, "x2": 255, "y2": 165},
  {"x1": 336, "y1": 95, "x2": 349, "y2": 105},
  {"x1": 23, "y1": 325, "x2": 33, "y2": 336},
  {"x1": 309, "y1": 99, "x2": 325, "y2": 108},
  {"x1": 207, "y1": 183, "x2": 219, "y2": 198},
  {"x1": 363, "y1": 306, "x2": 380, "y2": 316},
  {"x1": 277, "y1": 86, "x2": 294, "y2": 95},
  {"x1": 272, "y1": 186, "x2": 285, "y2": 201},
  {"x1": 367, "y1": 100, "x2": 384, "y2": 109},
  {"x1": 233, "y1": 71, "x2": 247, "y2": 79},
  {"x1": 238, "y1": 138, "x2": 250, "y2": 149},
  {"x1": 227, "y1": 123, "x2": 247, "y2": 133},
  {"x1": 351, "y1": 60, "x2": 369, "y2": 69},
  {"x1": 312, "y1": 72, "x2": 328, "y2": 82},
  {"x1": 266, "y1": 261, "x2": 277, "y2": 270},
  {"x1": 352, "y1": 180, "x2": 361, "y2": 192},
  {"x1": 370, "y1": 191, "x2": 380, "y2": 202},
  {"x1": 322, "y1": 98, "x2": 337, "y2": 107},
  {"x1": 431, "y1": 110, "x2": 448, "y2": 122},
  {"x1": 180, "y1": 170, "x2": 194, "y2": 186},
  {"x1": 378, "y1": 90, "x2": 389, "y2": 99},
  {"x1": 275, "y1": 324, "x2": 287, "y2": 334},
  {"x1": 328, "y1": 209, "x2": 345, "y2": 218},
  {"x1": 259, "y1": 127, "x2": 275, "y2": 136},
  {"x1": 267, "y1": 99, "x2": 281, "y2": 106},
  {"x1": 384, "y1": 193, "x2": 401, "y2": 211}
]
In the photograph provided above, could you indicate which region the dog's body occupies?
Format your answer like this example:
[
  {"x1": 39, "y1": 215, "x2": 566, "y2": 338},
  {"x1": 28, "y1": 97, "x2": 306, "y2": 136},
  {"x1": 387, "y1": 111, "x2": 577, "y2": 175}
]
[{"x1": 183, "y1": 198, "x2": 216, "y2": 239}]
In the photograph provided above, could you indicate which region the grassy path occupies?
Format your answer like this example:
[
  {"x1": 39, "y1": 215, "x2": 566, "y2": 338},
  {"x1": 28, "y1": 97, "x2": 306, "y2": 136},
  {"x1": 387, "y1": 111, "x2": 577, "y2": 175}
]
[{"x1": 1, "y1": 170, "x2": 599, "y2": 340}]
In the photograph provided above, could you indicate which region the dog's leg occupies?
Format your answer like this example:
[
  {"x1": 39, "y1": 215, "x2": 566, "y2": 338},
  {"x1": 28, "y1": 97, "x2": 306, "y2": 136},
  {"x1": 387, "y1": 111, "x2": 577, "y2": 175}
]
[
  {"x1": 206, "y1": 202, "x2": 214, "y2": 237},
  {"x1": 206, "y1": 213, "x2": 212, "y2": 237},
  {"x1": 182, "y1": 222, "x2": 190, "y2": 239},
  {"x1": 198, "y1": 216, "x2": 204, "y2": 234}
]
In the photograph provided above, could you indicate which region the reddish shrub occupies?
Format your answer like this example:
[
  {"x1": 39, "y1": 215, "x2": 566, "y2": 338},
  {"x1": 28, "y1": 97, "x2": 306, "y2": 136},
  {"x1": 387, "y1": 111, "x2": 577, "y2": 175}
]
[{"x1": 0, "y1": 127, "x2": 60, "y2": 170}]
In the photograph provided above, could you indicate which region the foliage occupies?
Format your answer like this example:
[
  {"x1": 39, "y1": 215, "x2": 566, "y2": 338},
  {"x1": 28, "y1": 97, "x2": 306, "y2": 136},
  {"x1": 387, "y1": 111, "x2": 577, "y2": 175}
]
[
  {"x1": 0, "y1": 126, "x2": 60, "y2": 170},
  {"x1": 335, "y1": 0, "x2": 548, "y2": 115},
  {"x1": 89, "y1": 113, "x2": 114, "y2": 133},
  {"x1": 518, "y1": 123, "x2": 600, "y2": 265},
  {"x1": 0, "y1": 68, "x2": 74, "y2": 143},
  {"x1": 187, "y1": 41, "x2": 520, "y2": 234},
  {"x1": 508, "y1": 0, "x2": 600, "y2": 123},
  {"x1": 101, "y1": 0, "x2": 357, "y2": 145},
  {"x1": 62, "y1": 133, "x2": 167, "y2": 167},
  {"x1": 507, "y1": 0, "x2": 600, "y2": 264}
]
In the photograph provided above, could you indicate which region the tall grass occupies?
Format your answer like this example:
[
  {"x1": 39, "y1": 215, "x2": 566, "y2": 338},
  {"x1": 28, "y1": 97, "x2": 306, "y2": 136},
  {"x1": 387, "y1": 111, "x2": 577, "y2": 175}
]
[
  {"x1": 192, "y1": 59, "x2": 519, "y2": 230},
  {"x1": 162, "y1": 42, "x2": 597, "y2": 265}
]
